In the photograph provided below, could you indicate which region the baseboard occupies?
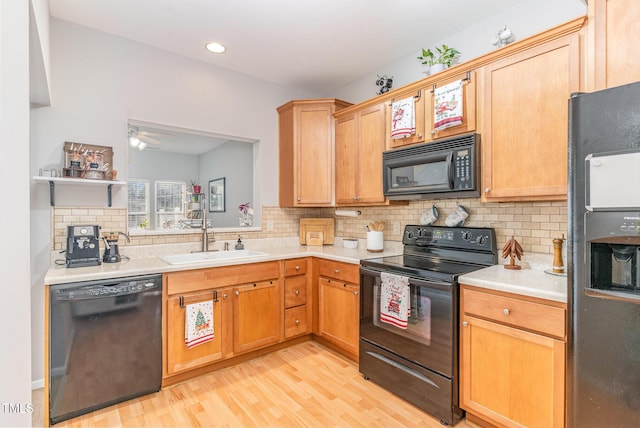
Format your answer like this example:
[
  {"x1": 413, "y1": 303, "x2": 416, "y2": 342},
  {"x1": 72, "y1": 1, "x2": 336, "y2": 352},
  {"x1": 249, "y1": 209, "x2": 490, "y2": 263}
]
[{"x1": 32, "y1": 378, "x2": 44, "y2": 390}]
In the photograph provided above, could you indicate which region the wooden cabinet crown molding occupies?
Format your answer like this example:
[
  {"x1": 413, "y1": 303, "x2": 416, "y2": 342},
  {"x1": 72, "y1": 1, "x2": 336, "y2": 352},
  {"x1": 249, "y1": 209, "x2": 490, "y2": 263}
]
[{"x1": 334, "y1": 17, "x2": 586, "y2": 117}]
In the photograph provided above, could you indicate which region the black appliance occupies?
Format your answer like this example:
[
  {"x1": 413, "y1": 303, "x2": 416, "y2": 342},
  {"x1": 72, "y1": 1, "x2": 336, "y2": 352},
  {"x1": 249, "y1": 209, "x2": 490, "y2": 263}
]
[
  {"x1": 360, "y1": 225, "x2": 497, "y2": 426},
  {"x1": 382, "y1": 133, "x2": 479, "y2": 200},
  {"x1": 102, "y1": 231, "x2": 130, "y2": 263},
  {"x1": 65, "y1": 225, "x2": 101, "y2": 268},
  {"x1": 48, "y1": 274, "x2": 163, "y2": 425},
  {"x1": 568, "y1": 82, "x2": 640, "y2": 427}
]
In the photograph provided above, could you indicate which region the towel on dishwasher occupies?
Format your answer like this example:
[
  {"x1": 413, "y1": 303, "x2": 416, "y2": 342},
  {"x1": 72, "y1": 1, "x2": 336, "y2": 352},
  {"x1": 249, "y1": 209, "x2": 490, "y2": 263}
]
[
  {"x1": 185, "y1": 300, "x2": 215, "y2": 348},
  {"x1": 380, "y1": 272, "x2": 410, "y2": 329}
]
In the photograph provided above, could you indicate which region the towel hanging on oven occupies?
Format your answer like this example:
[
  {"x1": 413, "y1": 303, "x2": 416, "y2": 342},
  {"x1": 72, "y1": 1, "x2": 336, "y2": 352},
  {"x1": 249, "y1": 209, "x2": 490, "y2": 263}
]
[
  {"x1": 380, "y1": 272, "x2": 410, "y2": 329},
  {"x1": 185, "y1": 300, "x2": 215, "y2": 348}
]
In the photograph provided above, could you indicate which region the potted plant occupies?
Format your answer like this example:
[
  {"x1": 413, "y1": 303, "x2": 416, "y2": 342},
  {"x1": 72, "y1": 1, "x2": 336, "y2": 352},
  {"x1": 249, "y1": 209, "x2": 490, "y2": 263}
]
[{"x1": 417, "y1": 44, "x2": 461, "y2": 75}]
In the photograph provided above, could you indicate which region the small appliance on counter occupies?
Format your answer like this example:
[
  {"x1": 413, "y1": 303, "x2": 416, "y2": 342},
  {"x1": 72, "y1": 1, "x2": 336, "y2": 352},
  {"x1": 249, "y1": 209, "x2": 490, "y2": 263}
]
[
  {"x1": 101, "y1": 231, "x2": 130, "y2": 263},
  {"x1": 65, "y1": 225, "x2": 101, "y2": 268}
]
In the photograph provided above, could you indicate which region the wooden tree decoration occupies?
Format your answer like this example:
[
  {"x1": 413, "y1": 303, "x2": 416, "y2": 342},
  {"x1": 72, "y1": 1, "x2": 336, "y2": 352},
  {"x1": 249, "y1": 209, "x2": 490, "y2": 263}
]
[{"x1": 502, "y1": 235, "x2": 524, "y2": 270}]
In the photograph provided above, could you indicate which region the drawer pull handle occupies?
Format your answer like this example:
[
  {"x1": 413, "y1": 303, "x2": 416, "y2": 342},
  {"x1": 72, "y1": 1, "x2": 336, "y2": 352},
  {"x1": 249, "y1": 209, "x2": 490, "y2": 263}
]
[
  {"x1": 295, "y1": 265, "x2": 300, "y2": 270},
  {"x1": 295, "y1": 319, "x2": 300, "y2": 325},
  {"x1": 503, "y1": 308, "x2": 510, "y2": 315},
  {"x1": 295, "y1": 290, "x2": 300, "y2": 296},
  {"x1": 334, "y1": 269, "x2": 340, "y2": 274}
]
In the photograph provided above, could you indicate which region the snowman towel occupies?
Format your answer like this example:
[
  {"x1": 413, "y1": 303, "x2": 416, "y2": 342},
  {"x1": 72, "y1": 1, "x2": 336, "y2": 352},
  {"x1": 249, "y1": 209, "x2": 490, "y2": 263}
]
[
  {"x1": 185, "y1": 300, "x2": 215, "y2": 348},
  {"x1": 380, "y1": 271, "x2": 410, "y2": 329}
]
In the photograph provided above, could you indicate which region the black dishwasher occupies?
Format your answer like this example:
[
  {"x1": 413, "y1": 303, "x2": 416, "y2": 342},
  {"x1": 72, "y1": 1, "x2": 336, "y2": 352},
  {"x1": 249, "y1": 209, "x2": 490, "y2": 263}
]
[{"x1": 49, "y1": 274, "x2": 162, "y2": 425}]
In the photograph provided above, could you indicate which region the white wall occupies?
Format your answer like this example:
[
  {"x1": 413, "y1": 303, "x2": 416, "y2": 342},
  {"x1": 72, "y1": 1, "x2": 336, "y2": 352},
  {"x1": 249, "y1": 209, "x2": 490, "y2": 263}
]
[
  {"x1": 1, "y1": 1, "x2": 33, "y2": 426},
  {"x1": 28, "y1": 18, "x2": 316, "y2": 384},
  {"x1": 331, "y1": 0, "x2": 587, "y2": 102}
]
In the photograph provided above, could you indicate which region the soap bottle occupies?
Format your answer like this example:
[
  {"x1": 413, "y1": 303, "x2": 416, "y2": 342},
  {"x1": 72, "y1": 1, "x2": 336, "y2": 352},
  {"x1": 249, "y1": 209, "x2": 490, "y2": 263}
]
[{"x1": 235, "y1": 235, "x2": 244, "y2": 250}]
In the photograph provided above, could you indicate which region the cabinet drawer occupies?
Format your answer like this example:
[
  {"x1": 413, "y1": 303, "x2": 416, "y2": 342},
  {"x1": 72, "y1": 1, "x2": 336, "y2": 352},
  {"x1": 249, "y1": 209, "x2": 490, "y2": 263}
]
[
  {"x1": 317, "y1": 260, "x2": 359, "y2": 284},
  {"x1": 284, "y1": 258, "x2": 308, "y2": 276},
  {"x1": 284, "y1": 306, "x2": 308, "y2": 338},
  {"x1": 284, "y1": 275, "x2": 307, "y2": 308},
  {"x1": 462, "y1": 288, "x2": 565, "y2": 338}
]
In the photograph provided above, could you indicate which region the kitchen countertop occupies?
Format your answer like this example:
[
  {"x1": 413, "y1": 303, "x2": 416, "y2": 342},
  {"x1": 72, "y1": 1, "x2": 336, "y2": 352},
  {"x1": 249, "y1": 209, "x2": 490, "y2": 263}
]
[
  {"x1": 459, "y1": 253, "x2": 567, "y2": 303},
  {"x1": 44, "y1": 237, "x2": 403, "y2": 285}
]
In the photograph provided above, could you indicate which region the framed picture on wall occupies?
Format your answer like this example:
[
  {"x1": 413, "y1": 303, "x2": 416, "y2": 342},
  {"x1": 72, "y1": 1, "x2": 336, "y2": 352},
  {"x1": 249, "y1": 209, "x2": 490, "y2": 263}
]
[{"x1": 209, "y1": 177, "x2": 225, "y2": 212}]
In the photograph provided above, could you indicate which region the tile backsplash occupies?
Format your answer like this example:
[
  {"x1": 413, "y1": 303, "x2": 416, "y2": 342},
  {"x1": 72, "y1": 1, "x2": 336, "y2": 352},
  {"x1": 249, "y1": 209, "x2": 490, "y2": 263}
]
[{"x1": 52, "y1": 199, "x2": 567, "y2": 254}]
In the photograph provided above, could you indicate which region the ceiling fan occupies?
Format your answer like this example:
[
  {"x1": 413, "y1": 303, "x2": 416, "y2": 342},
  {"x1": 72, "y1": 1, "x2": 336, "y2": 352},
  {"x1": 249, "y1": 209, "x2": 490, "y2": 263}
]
[{"x1": 128, "y1": 125, "x2": 171, "y2": 150}]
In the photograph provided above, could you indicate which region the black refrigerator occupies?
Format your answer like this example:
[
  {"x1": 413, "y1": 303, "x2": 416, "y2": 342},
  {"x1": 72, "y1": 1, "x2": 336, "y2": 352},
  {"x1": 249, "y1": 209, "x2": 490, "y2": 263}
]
[{"x1": 568, "y1": 82, "x2": 640, "y2": 427}]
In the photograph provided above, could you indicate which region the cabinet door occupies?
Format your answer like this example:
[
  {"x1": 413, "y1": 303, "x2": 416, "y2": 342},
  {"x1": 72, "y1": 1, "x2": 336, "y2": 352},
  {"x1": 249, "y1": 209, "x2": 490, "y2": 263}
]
[
  {"x1": 460, "y1": 315, "x2": 565, "y2": 427},
  {"x1": 387, "y1": 89, "x2": 426, "y2": 149},
  {"x1": 356, "y1": 103, "x2": 387, "y2": 204},
  {"x1": 588, "y1": 0, "x2": 640, "y2": 90},
  {"x1": 425, "y1": 71, "x2": 476, "y2": 142},
  {"x1": 335, "y1": 112, "x2": 358, "y2": 204},
  {"x1": 482, "y1": 33, "x2": 579, "y2": 201},
  {"x1": 318, "y1": 277, "x2": 360, "y2": 357},
  {"x1": 335, "y1": 103, "x2": 387, "y2": 205},
  {"x1": 166, "y1": 289, "x2": 228, "y2": 375},
  {"x1": 295, "y1": 103, "x2": 335, "y2": 205},
  {"x1": 233, "y1": 279, "x2": 282, "y2": 354}
]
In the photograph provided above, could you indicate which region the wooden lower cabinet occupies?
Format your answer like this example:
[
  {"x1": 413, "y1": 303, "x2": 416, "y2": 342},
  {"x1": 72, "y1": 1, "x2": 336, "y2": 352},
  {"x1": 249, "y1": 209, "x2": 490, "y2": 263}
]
[
  {"x1": 314, "y1": 259, "x2": 360, "y2": 359},
  {"x1": 283, "y1": 258, "x2": 311, "y2": 339},
  {"x1": 166, "y1": 288, "x2": 232, "y2": 375},
  {"x1": 460, "y1": 285, "x2": 566, "y2": 428},
  {"x1": 233, "y1": 279, "x2": 282, "y2": 353}
]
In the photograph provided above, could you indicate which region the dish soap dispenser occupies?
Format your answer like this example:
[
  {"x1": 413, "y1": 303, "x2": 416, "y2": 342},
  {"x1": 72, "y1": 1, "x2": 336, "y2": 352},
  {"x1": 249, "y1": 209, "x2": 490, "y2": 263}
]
[{"x1": 235, "y1": 235, "x2": 244, "y2": 250}]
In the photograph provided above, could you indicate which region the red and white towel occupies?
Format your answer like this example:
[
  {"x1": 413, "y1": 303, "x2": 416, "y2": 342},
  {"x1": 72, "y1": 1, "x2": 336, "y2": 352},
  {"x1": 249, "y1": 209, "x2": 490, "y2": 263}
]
[
  {"x1": 390, "y1": 97, "x2": 416, "y2": 139},
  {"x1": 380, "y1": 271, "x2": 410, "y2": 329},
  {"x1": 185, "y1": 300, "x2": 215, "y2": 348},
  {"x1": 434, "y1": 79, "x2": 464, "y2": 131}
]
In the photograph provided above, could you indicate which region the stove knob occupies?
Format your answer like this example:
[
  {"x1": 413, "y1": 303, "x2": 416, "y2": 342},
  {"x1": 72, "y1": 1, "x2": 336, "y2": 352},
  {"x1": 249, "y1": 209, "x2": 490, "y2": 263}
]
[
  {"x1": 406, "y1": 230, "x2": 414, "y2": 239},
  {"x1": 462, "y1": 231, "x2": 471, "y2": 240},
  {"x1": 476, "y1": 235, "x2": 486, "y2": 245}
]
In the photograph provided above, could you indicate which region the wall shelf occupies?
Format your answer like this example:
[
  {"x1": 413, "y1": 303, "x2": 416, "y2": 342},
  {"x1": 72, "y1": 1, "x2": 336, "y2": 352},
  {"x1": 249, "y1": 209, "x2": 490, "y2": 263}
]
[{"x1": 33, "y1": 176, "x2": 127, "y2": 207}]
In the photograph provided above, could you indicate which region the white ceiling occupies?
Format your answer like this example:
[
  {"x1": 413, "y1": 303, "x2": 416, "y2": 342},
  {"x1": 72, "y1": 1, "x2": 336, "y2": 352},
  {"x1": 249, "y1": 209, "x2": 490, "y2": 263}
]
[{"x1": 49, "y1": 0, "x2": 529, "y2": 95}]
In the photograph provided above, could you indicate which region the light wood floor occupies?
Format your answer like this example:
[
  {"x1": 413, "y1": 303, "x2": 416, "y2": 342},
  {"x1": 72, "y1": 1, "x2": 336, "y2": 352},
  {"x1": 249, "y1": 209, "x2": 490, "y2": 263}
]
[{"x1": 42, "y1": 341, "x2": 477, "y2": 427}]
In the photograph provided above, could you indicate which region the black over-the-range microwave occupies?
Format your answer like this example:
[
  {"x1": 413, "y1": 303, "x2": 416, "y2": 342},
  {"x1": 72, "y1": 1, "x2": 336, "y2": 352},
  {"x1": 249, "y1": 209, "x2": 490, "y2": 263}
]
[{"x1": 382, "y1": 133, "x2": 480, "y2": 200}]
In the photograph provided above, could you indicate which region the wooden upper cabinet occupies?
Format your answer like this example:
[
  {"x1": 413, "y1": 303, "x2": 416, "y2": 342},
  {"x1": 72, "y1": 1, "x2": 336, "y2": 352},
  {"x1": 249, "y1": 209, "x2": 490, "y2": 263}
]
[
  {"x1": 587, "y1": 0, "x2": 640, "y2": 91},
  {"x1": 481, "y1": 32, "x2": 580, "y2": 201},
  {"x1": 386, "y1": 88, "x2": 426, "y2": 149},
  {"x1": 425, "y1": 71, "x2": 476, "y2": 142},
  {"x1": 335, "y1": 102, "x2": 387, "y2": 205},
  {"x1": 278, "y1": 99, "x2": 352, "y2": 207}
]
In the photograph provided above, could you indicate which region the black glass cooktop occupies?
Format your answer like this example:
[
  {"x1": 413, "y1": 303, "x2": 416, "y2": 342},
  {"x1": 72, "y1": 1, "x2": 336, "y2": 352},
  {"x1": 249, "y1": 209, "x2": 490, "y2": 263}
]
[{"x1": 360, "y1": 254, "x2": 487, "y2": 283}]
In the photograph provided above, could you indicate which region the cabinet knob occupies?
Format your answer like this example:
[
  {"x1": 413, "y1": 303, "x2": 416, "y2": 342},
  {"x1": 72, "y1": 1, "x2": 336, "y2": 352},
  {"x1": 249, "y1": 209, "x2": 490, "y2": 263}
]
[
  {"x1": 223, "y1": 293, "x2": 228, "y2": 299},
  {"x1": 295, "y1": 265, "x2": 300, "y2": 270},
  {"x1": 417, "y1": 133, "x2": 422, "y2": 138},
  {"x1": 462, "y1": 321, "x2": 469, "y2": 327},
  {"x1": 503, "y1": 308, "x2": 510, "y2": 315},
  {"x1": 295, "y1": 319, "x2": 300, "y2": 325},
  {"x1": 235, "y1": 290, "x2": 240, "y2": 296},
  {"x1": 354, "y1": 291, "x2": 359, "y2": 296},
  {"x1": 334, "y1": 269, "x2": 340, "y2": 274},
  {"x1": 295, "y1": 290, "x2": 300, "y2": 296},
  {"x1": 484, "y1": 188, "x2": 490, "y2": 193},
  {"x1": 430, "y1": 130, "x2": 436, "y2": 135},
  {"x1": 297, "y1": 197, "x2": 301, "y2": 201}
]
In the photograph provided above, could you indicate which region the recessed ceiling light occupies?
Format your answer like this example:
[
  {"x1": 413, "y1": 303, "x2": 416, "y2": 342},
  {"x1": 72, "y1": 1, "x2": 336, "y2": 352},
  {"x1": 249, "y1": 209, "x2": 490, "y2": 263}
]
[{"x1": 205, "y1": 42, "x2": 226, "y2": 54}]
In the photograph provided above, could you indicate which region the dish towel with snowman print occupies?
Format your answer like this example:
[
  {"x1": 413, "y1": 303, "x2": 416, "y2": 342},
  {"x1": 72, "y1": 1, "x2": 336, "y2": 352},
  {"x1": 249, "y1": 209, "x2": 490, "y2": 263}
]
[
  {"x1": 380, "y1": 271, "x2": 410, "y2": 329},
  {"x1": 185, "y1": 300, "x2": 215, "y2": 348}
]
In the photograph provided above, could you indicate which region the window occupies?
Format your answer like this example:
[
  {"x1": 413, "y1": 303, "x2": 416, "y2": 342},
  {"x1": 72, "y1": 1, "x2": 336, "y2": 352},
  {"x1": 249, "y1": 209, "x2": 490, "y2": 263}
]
[
  {"x1": 127, "y1": 179, "x2": 149, "y2": 230},
  {"x1": 155, "y1": 180, "x2": 186, "y2": 229}
]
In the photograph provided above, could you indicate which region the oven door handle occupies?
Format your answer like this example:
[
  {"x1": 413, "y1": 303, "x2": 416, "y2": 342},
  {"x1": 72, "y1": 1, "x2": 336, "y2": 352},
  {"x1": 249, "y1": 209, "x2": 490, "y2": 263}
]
[{"x1": 360, "y1": 266, "x2": 452, "y2": 290}]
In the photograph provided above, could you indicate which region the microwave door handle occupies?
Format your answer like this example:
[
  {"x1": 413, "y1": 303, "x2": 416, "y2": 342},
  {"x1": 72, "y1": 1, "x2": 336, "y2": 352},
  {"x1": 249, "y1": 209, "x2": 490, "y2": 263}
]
[{"x1": 446, "y1": 151, "x2": 454, "y2": 188}]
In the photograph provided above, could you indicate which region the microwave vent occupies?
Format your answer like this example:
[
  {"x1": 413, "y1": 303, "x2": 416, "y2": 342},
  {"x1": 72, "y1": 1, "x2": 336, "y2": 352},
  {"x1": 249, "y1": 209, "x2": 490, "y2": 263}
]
[{"x1": 383, "y1": 133, "x2": 477, "y2": 160}]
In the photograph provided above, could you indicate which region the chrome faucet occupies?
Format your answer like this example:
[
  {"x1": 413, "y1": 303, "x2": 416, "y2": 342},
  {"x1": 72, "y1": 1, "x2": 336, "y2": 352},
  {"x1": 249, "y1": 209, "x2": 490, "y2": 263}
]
[{"x1": 200, "y1": 194, "x2": 215, "y2": 252}]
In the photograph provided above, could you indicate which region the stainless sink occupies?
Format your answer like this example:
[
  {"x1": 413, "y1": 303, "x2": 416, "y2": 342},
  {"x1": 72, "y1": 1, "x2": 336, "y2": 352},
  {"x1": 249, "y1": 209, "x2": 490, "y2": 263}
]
[{"x1": 160, "y1": 249, "x2": 269, "y2": 265}]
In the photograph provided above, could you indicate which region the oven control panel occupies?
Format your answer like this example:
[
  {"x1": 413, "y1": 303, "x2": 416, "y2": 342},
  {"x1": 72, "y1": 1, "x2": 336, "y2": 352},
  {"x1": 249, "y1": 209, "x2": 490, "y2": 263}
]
[{"x1": 403, "y1": 225, "x2": 495, "y2": 251}]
